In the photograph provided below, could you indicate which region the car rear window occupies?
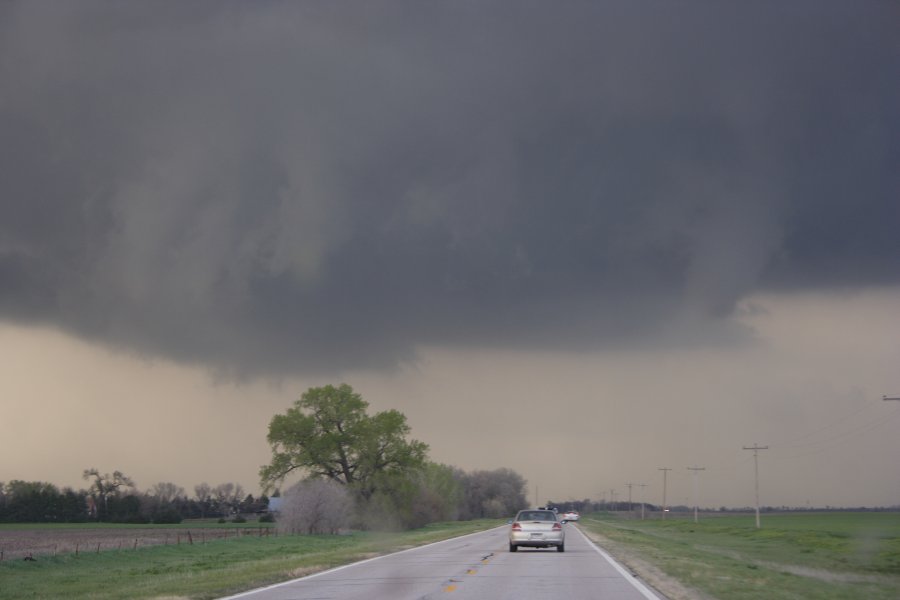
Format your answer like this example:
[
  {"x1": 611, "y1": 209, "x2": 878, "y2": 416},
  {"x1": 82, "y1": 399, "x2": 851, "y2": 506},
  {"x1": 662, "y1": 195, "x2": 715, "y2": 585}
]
[{"x1": 517, "y1": 511, "x2": 556, "y2": 521}]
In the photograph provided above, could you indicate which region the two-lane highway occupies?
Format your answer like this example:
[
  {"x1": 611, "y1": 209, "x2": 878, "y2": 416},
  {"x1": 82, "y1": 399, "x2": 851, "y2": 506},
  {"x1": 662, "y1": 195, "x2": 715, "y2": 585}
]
[{"x1": 222, "y1": 524, "x2": 662, "y2": 600}]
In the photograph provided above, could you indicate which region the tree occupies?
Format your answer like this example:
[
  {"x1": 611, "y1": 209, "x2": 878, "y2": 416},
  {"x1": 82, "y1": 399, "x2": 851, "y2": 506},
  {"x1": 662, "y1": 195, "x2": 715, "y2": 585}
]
[
  {"x1": 212, "y1": 482, "x2": 245, "y2": 515},
  {"x1": 259, "y1": 384, "x2": 428, "y2": 497},
  {"x1": 459, "y1": 468, "x2": 528, "y2": 519},
  {"x1": 149, "y1": 482, "x2": 184, "y2": 505},
  {"x1": 194, "y1": 482, "x2": 212, "y2": 518},
  {"x1": 82, "y1": 468, "x2": 135, "y2": 520}
]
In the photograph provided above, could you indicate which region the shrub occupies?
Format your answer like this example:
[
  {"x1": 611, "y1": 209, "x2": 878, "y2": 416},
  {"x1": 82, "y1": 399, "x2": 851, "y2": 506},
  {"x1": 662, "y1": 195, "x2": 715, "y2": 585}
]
[
  {"x1": 278, "y1": 479, "x2": 352, "y2": 534},
  {"x1": 259, "y1": 513, "x2": 275, "y2": 523},
  {"x1": 232, "y1": 515, "x2": 247, "y2": 523}
]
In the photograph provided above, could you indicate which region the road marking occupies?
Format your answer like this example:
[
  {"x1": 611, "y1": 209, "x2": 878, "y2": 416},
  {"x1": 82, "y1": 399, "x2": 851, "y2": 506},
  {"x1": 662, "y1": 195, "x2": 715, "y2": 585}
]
[
  {"x1": 572, "y1": 525, "x2": 661, "y2": 600},
  {"x1": 466, "y1": 569, "x2": 477, "y2": 575},
  {"x1": 443, "y1": 584, "x2": 457, "y2": 592}
]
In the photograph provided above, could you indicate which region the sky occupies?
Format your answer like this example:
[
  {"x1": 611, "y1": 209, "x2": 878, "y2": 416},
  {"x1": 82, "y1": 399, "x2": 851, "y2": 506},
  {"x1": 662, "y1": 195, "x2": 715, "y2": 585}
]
[{"x1": 1, "y1": 1, "x2": 899, "y2": 509}]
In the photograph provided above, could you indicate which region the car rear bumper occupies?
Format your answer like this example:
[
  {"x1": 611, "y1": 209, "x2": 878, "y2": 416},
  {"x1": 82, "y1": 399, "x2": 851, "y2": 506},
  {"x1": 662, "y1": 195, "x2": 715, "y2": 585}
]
[{"x1": 509, "y1": 531, "x2": 565, "y2": 546}]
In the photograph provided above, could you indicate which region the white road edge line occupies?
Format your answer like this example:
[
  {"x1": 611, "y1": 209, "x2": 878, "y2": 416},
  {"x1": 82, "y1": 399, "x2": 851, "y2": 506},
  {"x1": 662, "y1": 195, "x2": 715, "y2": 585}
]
[
  {"x1": 572, "y1": 524, "x2": 662, "y2": 600},
  {"x1": 217, "y1": 525, "x2": 505, "y2": 599}
]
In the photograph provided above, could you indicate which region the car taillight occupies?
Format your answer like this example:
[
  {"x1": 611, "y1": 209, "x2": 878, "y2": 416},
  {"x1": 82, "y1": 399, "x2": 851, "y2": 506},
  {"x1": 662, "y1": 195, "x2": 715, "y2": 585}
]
[
  {"x1": 552, "y1": 523, "x2": 562, "y2": 531},
  {"x1": 511, "y1": 522, "x2": 522, "y2": 531}
]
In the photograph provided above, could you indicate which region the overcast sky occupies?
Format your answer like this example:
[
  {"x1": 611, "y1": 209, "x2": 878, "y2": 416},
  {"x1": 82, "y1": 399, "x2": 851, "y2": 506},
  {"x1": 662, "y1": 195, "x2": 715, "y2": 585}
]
[{"x1": 1, "y1": 1, "x2": 898, "y2": 509}]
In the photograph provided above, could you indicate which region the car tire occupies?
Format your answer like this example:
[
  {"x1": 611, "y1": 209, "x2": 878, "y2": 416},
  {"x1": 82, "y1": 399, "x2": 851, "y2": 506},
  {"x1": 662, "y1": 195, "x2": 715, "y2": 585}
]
[
  {"x1": 509, "y1": 543, "x2": 518, "y2": 552},
  {"x1": 557, "y1": 543, "x2": 565, "y2": 552}
]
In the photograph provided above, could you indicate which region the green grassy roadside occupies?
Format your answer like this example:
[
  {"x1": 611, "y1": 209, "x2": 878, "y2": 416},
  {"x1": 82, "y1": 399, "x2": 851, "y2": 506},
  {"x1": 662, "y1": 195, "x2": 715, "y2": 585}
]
[
  {"x1": 0, "y1": 519, "x2": 502, "y2": 600},
  {"x1": 579, "y1": 512, "x2": 900, "y2": 600}
]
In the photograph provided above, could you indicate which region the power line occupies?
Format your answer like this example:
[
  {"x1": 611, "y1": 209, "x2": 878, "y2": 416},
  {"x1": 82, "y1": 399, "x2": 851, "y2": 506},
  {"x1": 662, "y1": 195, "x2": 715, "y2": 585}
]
[
  {"x1": 771, "y1": 407, "x2": 900, "y2": 461},
  {"x1": 768, "y1": 395, "x2": 889, "y2": 448}
]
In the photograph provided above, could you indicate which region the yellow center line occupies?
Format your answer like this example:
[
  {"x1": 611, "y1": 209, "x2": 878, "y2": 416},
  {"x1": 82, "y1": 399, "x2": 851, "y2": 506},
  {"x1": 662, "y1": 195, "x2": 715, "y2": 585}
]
[{"x1": 443, "y1": 584, "x2": 457, "y2": 592}]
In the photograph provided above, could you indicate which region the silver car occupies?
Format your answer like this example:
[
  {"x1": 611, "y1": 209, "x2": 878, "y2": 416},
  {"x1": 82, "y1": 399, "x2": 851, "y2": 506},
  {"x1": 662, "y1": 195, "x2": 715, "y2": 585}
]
[{"x1": 508, "y1": 509, "x2": 565, "y2": 552}]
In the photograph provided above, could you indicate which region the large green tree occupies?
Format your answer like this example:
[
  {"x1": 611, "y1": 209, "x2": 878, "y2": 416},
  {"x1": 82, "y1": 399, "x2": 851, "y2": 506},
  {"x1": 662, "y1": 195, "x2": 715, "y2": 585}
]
[{"x1": 259, "y1": 384, "x2": 428, "y2": 497}]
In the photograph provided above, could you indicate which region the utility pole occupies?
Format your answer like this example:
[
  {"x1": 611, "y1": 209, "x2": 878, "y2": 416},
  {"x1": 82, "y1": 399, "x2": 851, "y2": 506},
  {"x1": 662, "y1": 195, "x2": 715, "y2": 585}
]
[
  {"x1": 535, "y1": 485, "x2": 538, "y2": 508},
  {"x1": 638, "y1": 483, "x2": 648, "y2": 520},
  {"x1": 687, "y1": 467, "x2": 706, "y2": 523},
  {"x1": 885, "y1": 396, "x2": 900, "y2": 507},
  {"x1": 625, "y1": 483, "x2": 634, "y2": 512},
  {"x1": 610, "y1": 489, "x2": 617, "y2": 511},
  {"x1": 658, "y1": 468, "x2": 671, "y2": 519},
  {"x1": 743, "y1": 444, "x2": 768, "y2": 529}
]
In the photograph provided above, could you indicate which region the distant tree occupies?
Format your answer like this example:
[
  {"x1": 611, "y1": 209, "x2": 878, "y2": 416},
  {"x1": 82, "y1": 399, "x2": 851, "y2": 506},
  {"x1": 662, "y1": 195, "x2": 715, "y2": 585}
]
[
  {"x1": 82, "y1": 469, "x2": 135, "y2": 520},
  {"x1": 149, "y1": 482, "x2": 185, "y2": 504},
  {"x1": 356, "y1": 463, "x2": 466, "y2": 531},
  {"x1": 404, "y1": 463, "x2": 464, "y2": 527},
  {"x1": 459, "y1": 468, "x2": 527, "y2": 519},
  {"x1": 107, "y1": 493, "x2": 145, "y2": 523},
  {"x1": 212, "y1": 482, "x2": 245, "y2": 515},
  {"x1": 194, "y1": 482, "x2": 212, "y2": 517},
  {"x1": 259, "y1": 384, "x2": 428, "y2": 499},
  {"x1": 278, "y1": 479, "x2": 353, "y2": 534},
  {"x1": 142, "y1": 482, "x2": 186, "y2": 522},
  {"x1": 1, "y1": 481, "x2": 63, "y2": 522}
]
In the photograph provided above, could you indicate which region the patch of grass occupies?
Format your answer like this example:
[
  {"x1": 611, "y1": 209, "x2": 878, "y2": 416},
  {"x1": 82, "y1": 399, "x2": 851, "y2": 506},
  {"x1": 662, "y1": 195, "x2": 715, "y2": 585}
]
[
  {"x1": 0, "y1": 519, "x2": 502, "y2": 599},
  {"x1": 580, "y1": 512, "x2": 900, "y2": 600}
]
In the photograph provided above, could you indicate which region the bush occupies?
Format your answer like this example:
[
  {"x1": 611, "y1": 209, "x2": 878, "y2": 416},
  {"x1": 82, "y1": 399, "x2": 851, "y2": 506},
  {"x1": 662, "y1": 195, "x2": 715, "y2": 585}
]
[
  {"x1": 278, "y1": 479, "x2": 352, "y2": 534},
  {"x1": 232, "y1": 515, "x2": 247, "y2": 523},
  {"x1": 217, "y1": 517, "x2": 227, "y2": 523},
  {"x1": 259, "y1": 513, "x2": 275, "y2": 523}
]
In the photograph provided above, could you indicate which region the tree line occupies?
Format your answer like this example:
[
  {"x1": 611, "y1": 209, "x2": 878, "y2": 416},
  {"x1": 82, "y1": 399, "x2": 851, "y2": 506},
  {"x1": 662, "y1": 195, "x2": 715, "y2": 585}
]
[
  {"x1": 0, "y1": 476, "x2": 268, "y2": 524},
  {"x1": 1, "y1": 384, "x2": 529, "y2": 530}
]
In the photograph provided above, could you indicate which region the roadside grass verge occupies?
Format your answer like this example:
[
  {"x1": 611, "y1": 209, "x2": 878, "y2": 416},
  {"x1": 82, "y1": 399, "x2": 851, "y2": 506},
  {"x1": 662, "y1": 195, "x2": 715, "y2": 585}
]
[
  {"x1": 0, "y1": 519, "x2": 502, "y2": 599},
  {"x1": 579, "y1": 512, "x2": 900, "y2": 600}
]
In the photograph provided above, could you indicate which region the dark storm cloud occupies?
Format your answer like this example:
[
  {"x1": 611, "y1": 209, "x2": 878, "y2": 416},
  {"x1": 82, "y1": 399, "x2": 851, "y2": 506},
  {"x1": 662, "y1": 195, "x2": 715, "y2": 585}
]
[{"x1": 1, "y1": 1, "x2": 897, "y2": 376}]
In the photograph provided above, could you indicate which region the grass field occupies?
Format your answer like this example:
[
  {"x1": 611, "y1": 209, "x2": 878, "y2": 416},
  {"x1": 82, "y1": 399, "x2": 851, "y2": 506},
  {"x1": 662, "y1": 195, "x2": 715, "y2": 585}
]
[
  {"x1": 0, "y1": 519, "x2": 502, "y2": 599},
  {"x1": 579, "y1": 511, "x2": 900, "y2": 600}
]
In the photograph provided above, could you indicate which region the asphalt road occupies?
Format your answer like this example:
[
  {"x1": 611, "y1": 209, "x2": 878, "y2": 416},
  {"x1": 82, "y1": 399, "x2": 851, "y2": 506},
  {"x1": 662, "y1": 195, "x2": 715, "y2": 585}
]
[{"x1": 221, "y1": 524, "x2": 663, "y2": 600}]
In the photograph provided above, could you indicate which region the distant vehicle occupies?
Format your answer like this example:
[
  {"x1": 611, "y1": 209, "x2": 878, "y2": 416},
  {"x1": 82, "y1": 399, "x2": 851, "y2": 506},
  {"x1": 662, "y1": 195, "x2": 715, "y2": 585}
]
[
  {"x1": 562, "y1": 511, "x2": 580, "y2": 521},
  {"x1": 508, "y1": 509, "x2": 565, "y2": 552}
]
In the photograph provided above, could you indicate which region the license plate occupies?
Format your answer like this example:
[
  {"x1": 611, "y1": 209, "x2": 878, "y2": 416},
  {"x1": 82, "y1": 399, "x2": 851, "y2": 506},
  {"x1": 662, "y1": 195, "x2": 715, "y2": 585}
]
[{"x1": 530, "y1": 533, "x2": 543, "y2": 538}]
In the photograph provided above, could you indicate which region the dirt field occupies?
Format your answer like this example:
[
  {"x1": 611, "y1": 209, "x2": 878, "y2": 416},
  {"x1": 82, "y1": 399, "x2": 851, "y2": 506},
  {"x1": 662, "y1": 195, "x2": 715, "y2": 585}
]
[{"x1": 0, "y1": 526, "x2": 274, "y2": 560}]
